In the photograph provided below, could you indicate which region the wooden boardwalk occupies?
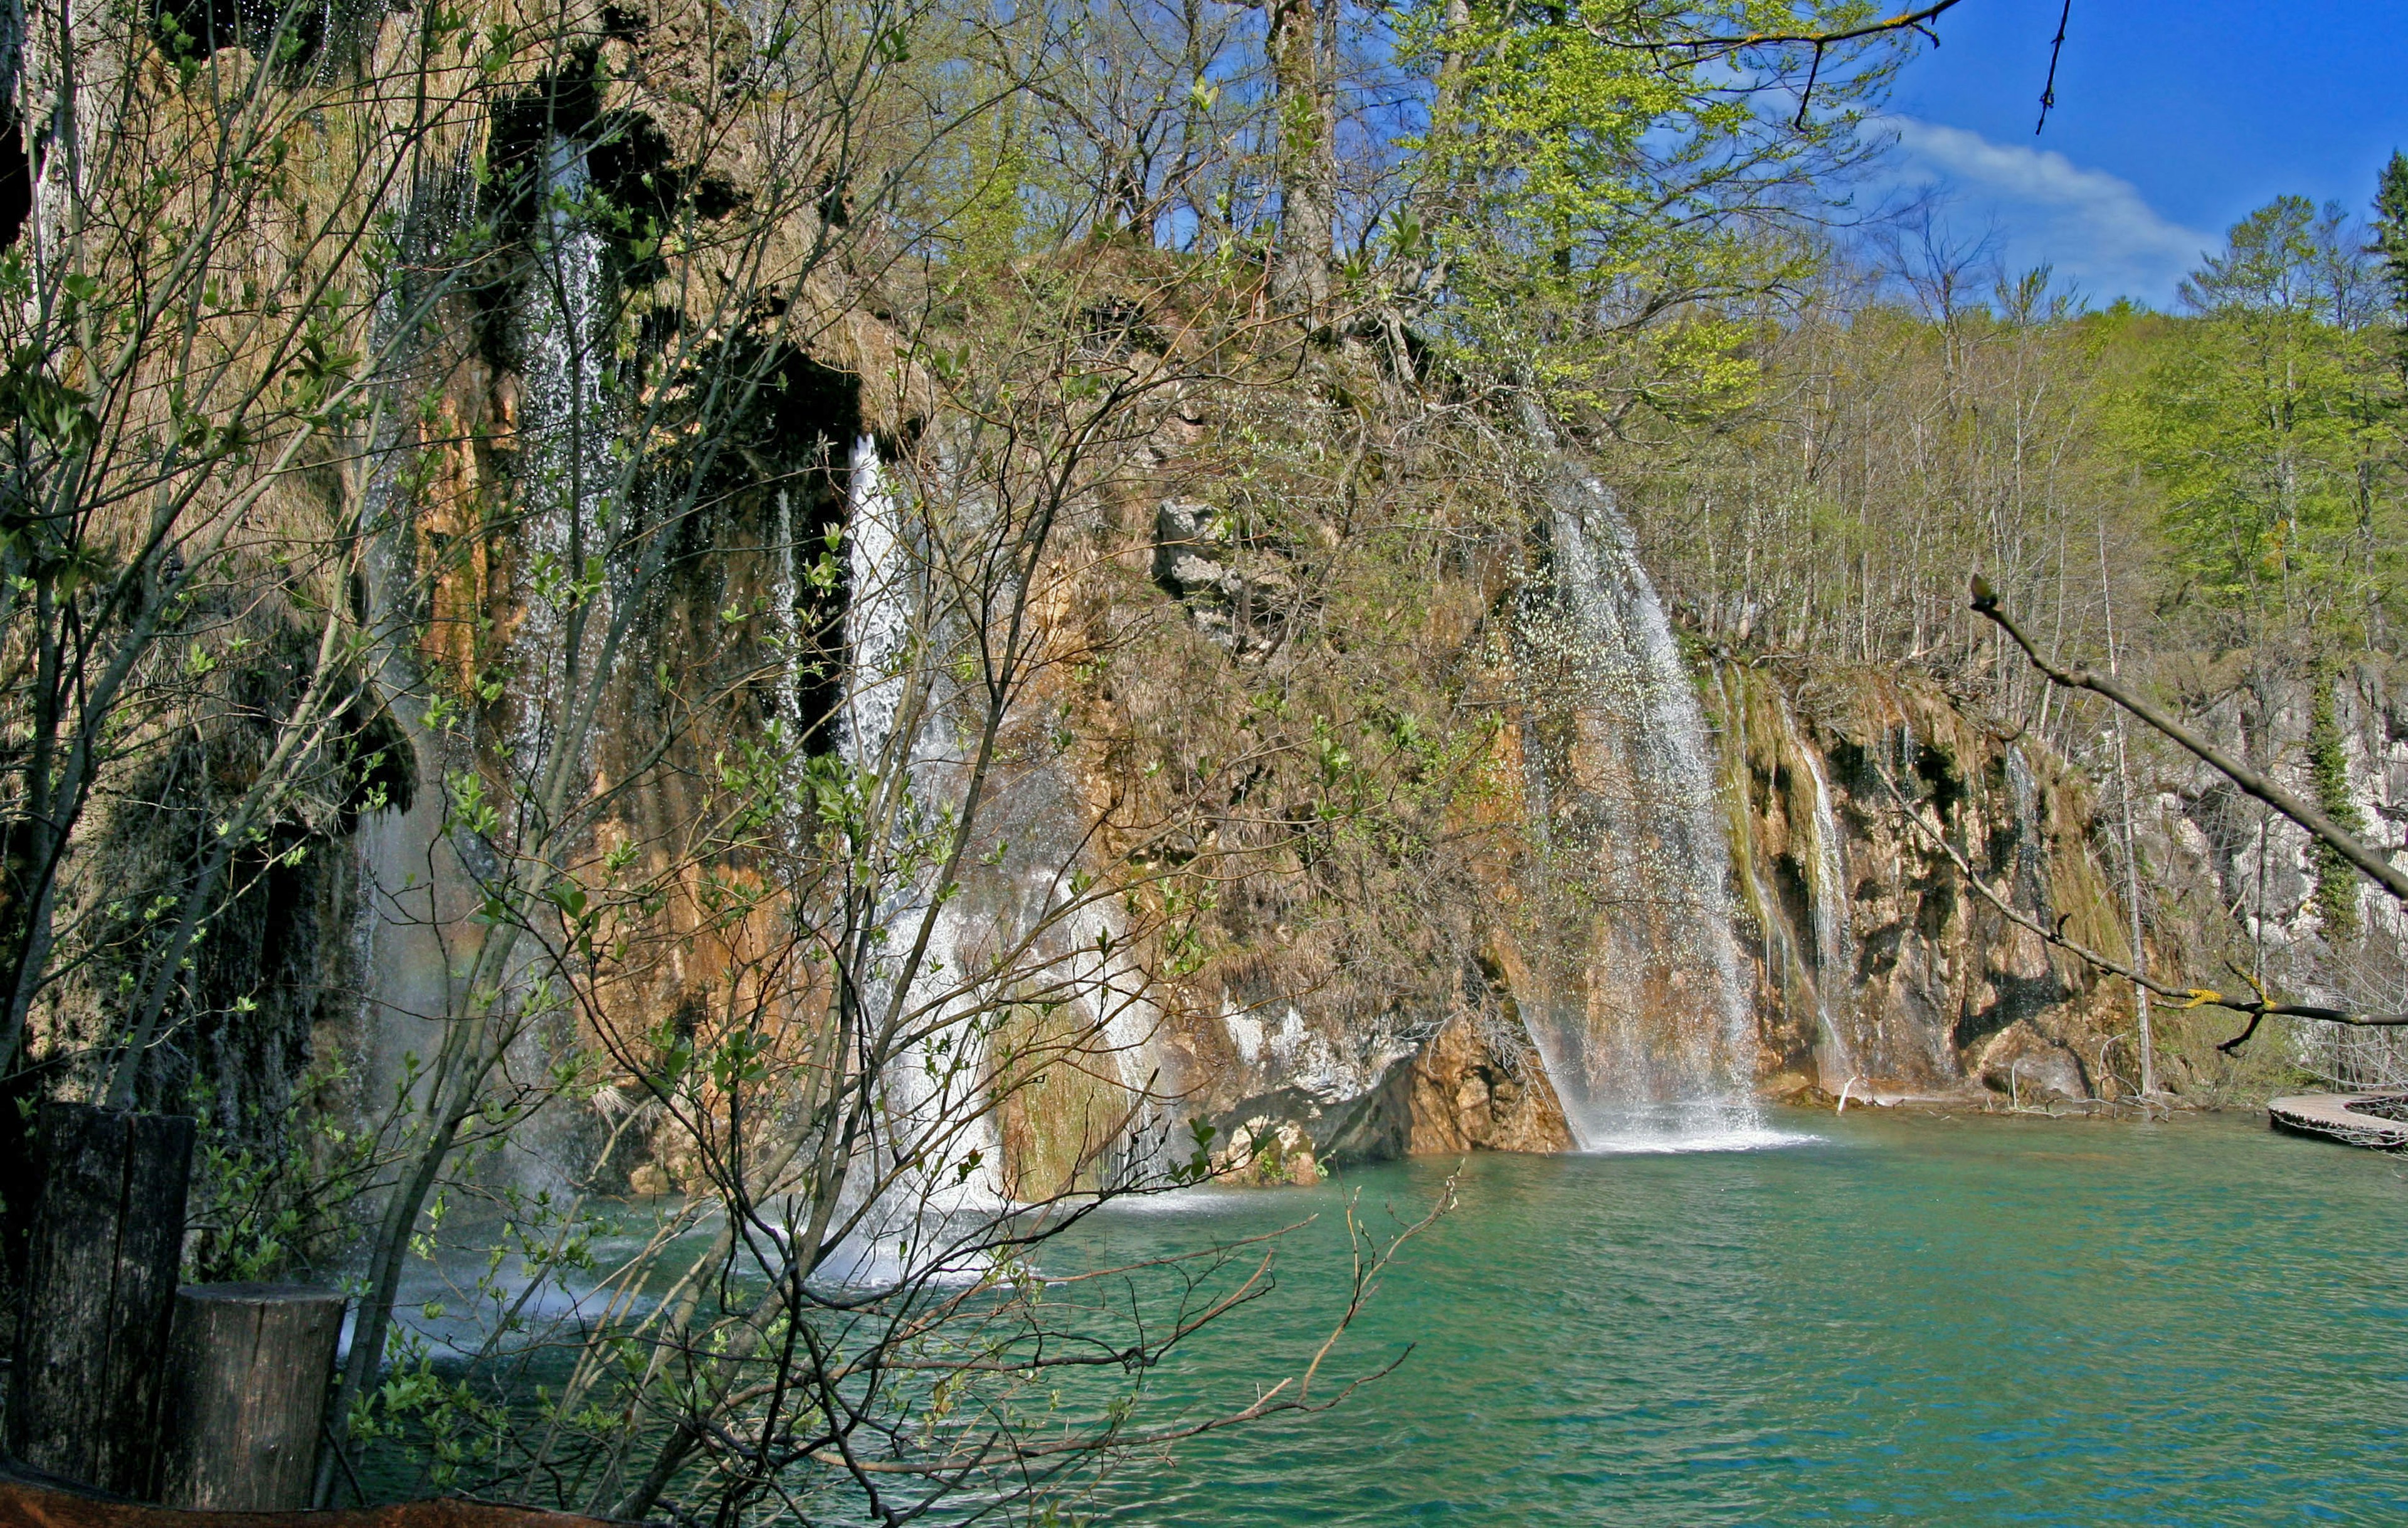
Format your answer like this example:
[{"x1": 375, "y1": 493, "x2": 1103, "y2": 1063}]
[
  {"x1": 2267, "y1": 1093, "x2": 2408, "y2": 1151},
  {"x1": 0, "y1": 1483, "x2": 620, "y2": 1526}
]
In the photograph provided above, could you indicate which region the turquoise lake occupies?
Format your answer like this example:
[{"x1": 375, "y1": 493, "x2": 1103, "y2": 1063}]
[{"x1": 1062, "y1": 1108, "x2": 2408, "y2": 1526}]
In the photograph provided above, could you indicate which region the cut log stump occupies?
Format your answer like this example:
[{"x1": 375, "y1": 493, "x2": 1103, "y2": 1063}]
[
  {"x1": 157, "y1": 1283, "x2": 347, "y2": 1510},
  {"x1": 5, "y1": 1102, "x2": 195, "y2": 1497}
]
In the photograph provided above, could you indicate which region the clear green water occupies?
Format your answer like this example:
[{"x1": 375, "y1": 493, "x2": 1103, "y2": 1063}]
[{"x1": 1064, "y1": 1109, "x2": 2408, "y2": 1526}]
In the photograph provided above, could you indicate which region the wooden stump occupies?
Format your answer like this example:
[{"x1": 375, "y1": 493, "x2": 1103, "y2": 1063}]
[
  {"x1": 156, "y1": 1283, "x2": 348, "y2": 1510},
  {"x1": 4, "y1": 1102, "x2": 194, "y2": 1497}
]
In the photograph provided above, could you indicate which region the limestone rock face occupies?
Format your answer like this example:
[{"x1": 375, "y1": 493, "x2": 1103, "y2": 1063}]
[
  {"x1": 1150, "y1": 498, "x2": 1287, "y2": 657},
  {"x1": 1138, "y1": 651, "x2": 2400, "y2": 1157},
  {"x1": 1404, "y1": 1017, "x2": 1573, "y2": 1155},
  {"x1": 1203, "y1": 1078, "x2": 1408, "y2": 1174},
  {"x1": 1117, "y1": 654, "x2": 2184, "y2": 1173},
  {"x1": 1977, "y1": 1022, "x2": 2092, "y2": 1103},
  {"x1": 85, "y1": 116, "x2": 2382, "y2": 1215},
  {"x1": 1152, "y1": 500, "x2": 1224, "y2": 593},
  {"x1": 1189, "y1": 1013, "x2": 1573, "y2": 1175},
  {"x1": 1209, "y1": 1117, "x2": 1324, "y2": 1187},
  {"x1": 1715, "y1": 666, "x2": 2131, "y2": 1105}
]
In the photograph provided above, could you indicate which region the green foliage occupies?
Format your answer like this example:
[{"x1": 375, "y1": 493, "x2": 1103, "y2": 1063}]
[
  {"x1": 185, "y1": 1059, "x2": 375, "y2": 1283},
  {"x1": 2114, "y1": 195, "x2": 2405, "y2": 644},
  {"x1": 1403, "y1": 0, "x2": 1889, "y2": 419},
  {"x1": 2307, "y1": 669, "x2": 2368, "y2": 944}
]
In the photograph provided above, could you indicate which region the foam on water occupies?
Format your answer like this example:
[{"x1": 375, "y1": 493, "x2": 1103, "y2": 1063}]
[
  {"x1": 1092, "y1": 1185, "x2": 1283, "y2": 1218},
  {"x1": 812, "y1": 1228, "x2": 997, "y2": 1292},
  {"x1": 1577, "y1": 1122, "x2": 1822, "y2": 1155}
]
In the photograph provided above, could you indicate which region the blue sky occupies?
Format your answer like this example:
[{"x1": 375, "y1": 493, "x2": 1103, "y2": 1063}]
[{"x1": 1872, "y1": 1, "x2": 2408, "y2": 308}]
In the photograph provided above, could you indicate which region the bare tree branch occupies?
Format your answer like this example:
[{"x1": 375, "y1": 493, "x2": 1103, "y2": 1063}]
[
  {"x1": 1971, "y1": 575, "x2": 2408, "y2": 903},
  {"x1": 1876, "y1": 756, "x2": 2408, "y2": 1055},
  {"x1": 1641, "y1": 1, "x2": 1965, "y2": 52},
  {"x1": 1942, "y1": 581, "x2": 2408, "y2": 1053}
]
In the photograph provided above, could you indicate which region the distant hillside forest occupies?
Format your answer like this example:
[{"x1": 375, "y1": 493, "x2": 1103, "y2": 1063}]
[
  {"x1": 1627, "y1": 169, "x2": 2408, "y2": 1016},
  {"x1": 1636, "y1": 176, "x2": 2408, "y2": 708}
]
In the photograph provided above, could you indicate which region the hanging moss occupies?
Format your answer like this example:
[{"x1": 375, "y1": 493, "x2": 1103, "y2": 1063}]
[{"x1": 2308, "y1": 666, "x2": 2368, "y2": 945}]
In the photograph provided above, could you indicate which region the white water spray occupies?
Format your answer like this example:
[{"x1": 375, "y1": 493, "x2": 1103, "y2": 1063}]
[
  {"x1": 832, "y1": 438, "x2": 1006, "y2": 1262},
  {"x1": 1786, "y1": 699, "x2": 1858, "y2": 1089},
  {"x1": 839, "y1": 437, "x2": 911, "y2": 768},
  {"x1": 1525, "y1": 462, "x2": 1764, "y2": 1150}
]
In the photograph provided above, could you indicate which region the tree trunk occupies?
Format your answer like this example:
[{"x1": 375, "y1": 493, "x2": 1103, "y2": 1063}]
[{"x1": 1266, "y1": 0, "x2": 1333, "y2": 316}]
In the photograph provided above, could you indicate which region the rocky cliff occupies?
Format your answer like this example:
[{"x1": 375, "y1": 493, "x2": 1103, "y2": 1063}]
[
  {"x1": 1714, "y1": 664, "x2": 2133, "y2": 1106},
  {"x1": 22, "y1": 0, "x2": 2371, "y2": 1212}
]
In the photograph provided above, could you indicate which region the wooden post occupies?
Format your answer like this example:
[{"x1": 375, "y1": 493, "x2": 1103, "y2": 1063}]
[
  {"x1": 156, "y1": 1283, "x2": 348, "y2": 1510},
  {"x1": 4, "y1": 1101, "x2": 194, "y2": 1497}
]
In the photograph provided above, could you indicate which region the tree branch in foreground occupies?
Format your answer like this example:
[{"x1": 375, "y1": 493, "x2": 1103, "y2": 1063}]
[
  {"x1": 1874, "y1": 761, "x2": 2408, "y2": 1056},
  {"x1": 1962, "y1": 576, "x2": 2408, "y2": 1053},
  {"x1": 1644, "y1": 1, "x2": 1964, "y2": 52},
  {"x1": 1970, "y1": 575, "x2": 2408, "y2": 903}
]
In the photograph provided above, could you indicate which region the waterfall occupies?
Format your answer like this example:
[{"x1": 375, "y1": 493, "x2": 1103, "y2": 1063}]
[
  {"x1": 813, "y1": 442, "x2": 979, "y2": 1283},
  {"x1": 1786, "y1": 700, "x2": 1859, "y2": 1089},
  {"x1": 839, "y1": 437, "x2": 911, "y2": 767},
  {"x1": 2004, "y1": 743, "x2": 2045, "y2": 905},
  {"x1": 512, "y1": 139, "x2": 613, "y2": 779},
  {"x1": 347, "y1": 139, "x2": 614, "y2": 1197},
  {"x1": 837, "y1": 438, "x2": 1175, "y2": 1226},
  {"x1": 830, "y1": 436, "x2": 1006, "y2": 1270},
  {"x1": 482, "y1": 138, "x2": 621, "y2": 1192},
  {"x1": 1524, "y1": 461, "x2": 1763, "y2": 1149},
  {"x1": 770, "y1": 489, "x2": 805, "y2": 728}
]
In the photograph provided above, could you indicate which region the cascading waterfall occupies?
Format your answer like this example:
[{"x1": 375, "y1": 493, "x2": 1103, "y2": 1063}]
[
  {"x1": 486, "y1": 137, "x2": 621, "y2": 1192},
  {"x1": 347, "y1": 181, "x2": 472, "y2": 1133},
  {"x1": 769, "y1": 489, "x2": 808, "y2": 730},
  {"x1": 843, "y1": 436, "x2": 1189, "y2": 1224},
  {"x1": 329, "y1": 146, "x2": 618, "y2": 1341},
  {"x1": 350, "y1": 139, "x2": 619, "y2": 1200},
  {"x1": 838, "y1": 436, "x2": 912, "y2": 770},
  {"x1": 831, "y1": 436, "x2": 1007, "y2": 1278},
  {"x1": 513, "y1": 141, "x2": 613, "y2": 765},
  {"x1": 1785, "y1": 699, "x2": 1859, "y2": 1088},
  {"x1": 1524, "y1": 460, "x2": 1763, "y2": 1149},
  {"x1": 2004, "y1": 743, "x2": 2045, "y2": 904},
  {"x1": 838, "y1": 438, "x2": 1175, "y2": 1227}
]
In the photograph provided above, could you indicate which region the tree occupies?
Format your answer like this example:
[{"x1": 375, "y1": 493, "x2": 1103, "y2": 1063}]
[
  {"x1": 2372, "y1": 151, "x2": 2408, "y2": 341},
  {"x1": 0, "y1": 0, "x2": 497, "y2": 1111},
  {"x1": 2135, "y1": 196, "x2": 2399, "y2": 641},
  {"x1": 1399, "y1": 0, "x2": 1905, "y2": 422}
]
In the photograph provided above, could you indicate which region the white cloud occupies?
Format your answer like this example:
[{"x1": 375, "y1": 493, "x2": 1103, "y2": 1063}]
[{"x1": 1879, "y1": 118, "x2": 2213, "y2": 306}]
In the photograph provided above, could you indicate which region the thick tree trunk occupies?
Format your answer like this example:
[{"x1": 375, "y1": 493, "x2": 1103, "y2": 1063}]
[{"x1": 1266, "y1": 0, "x2": 1333, "y2": 315}]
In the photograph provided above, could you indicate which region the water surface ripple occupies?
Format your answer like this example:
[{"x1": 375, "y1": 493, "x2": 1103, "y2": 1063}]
[{"x1": 1069, "y1": 1110, "x2": 2408, "y2": 1526}]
